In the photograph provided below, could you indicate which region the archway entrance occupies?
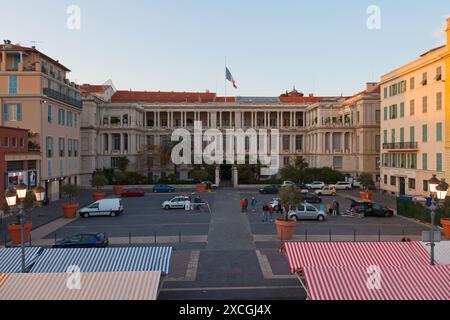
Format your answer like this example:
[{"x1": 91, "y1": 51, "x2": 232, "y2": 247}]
[{"x1": 220, "y1": 164, "x2": 232, "y2": 182}]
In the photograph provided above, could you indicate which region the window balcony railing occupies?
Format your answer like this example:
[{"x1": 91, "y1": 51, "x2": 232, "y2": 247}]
[
  {"x1": 43, "y1": 88, "x2": 82, "y2": 109},
  {"x1": 383, "y1": 142, "x2": 418, "y2": 150}
]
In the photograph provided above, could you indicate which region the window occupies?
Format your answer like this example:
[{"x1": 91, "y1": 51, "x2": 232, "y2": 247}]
[
  {"x1": 48, "y1": 160, "x2": 52, "y2": 177},
  {"x1": 123, "y1": 134, "x2": 128, "y2": 151},
  {"x1": 8, "y1": 76, "x2": 18, "y2": 94},
  {"x1": 422, "y1": 72, "x2": 427, "y2": 86},
  {"x1": 19, "y1": 138, "x2": 24, "y2": 148},
  {"x1": 68, "y1": 139, "x2": 73, "y2": 157},
  {"x1": 437, "y1": 153, "x2": 443, "y2": 172},
  {"x1": 383, "y1": 107, "x2": 387, "y2": 121},
  {"x1": 283, "y1": 157, "x2": 290, "y2": 166},
  {"x1": 59, "y1": 138, "x2": 65, "y2": 157},
  {"x1": 58, "y1": 109, "x2": 65, "y2": 126},
  {"x1": 46, "y1": 137, "x2": 53, "y2": 158},
  {"x1": 67, "y1": 111, "x2": 73, "y2": 127},
  {"x1": 283, "y1": 136, "x2": 290, "y2": 150},
  {"x1": 422, "y1": 153, "x2": 428, "y2": 170},
  {"x1": 12, "y1": 137, "x2": 17, "y2": 147},
  {"x1": 2, "y1": 137, "x2": 8, "y2": 147},
  {"x1": 47, "y1": 105, "x2": 52, "y2": 123},
  {"x1": 436, "y1": 66, "x2": 442, "y2": 81},
  {"x1": 375, "y1": 135, "x2": 380, "y2": 152},
  {"x1": 333, "y1": 157, "x2": 343, "y2": 169},
  {"x1": 391, "y1": 129, "x2": 395, "y2": 144},
  {"x1": 436, "y1": 92, "x2": 442, "y2": 110},
  {"x1": 74, "y1": 140, "x2": 79, "y2": 157},
  {"x1": 384, "y1": 175, "x2": 388, "y2": 185},
  {"x1": 375, "y1": 110, "x2": 380, "y2": 123},
  {"x1": 422, "y1": 125, "x2": 428, "y2": 143},
  {"x1": 422, "y1": 96, "x2": 428, "y2": 113},
  {"x1": 423, "y1": 180, "x2": 429, "y2": 192},
  {"x1": 408, "y1": 179, "x2": 416, "y2": 190},
  {"x1": 74, "y1": 114, "x2": 78, "y2": 128},
  {"x1": 112, "y1": 134, "x2": 121, "y2": 151},
  {"x1": 411, "y1": 154, "x2": 417, "y2": 169},
  {"x1": 2, "y1": 104, "x2": 22, "y2": 121},
  {"x1": 410, "y1": 126, "x2": 415, "y2": 143},
  {"x1": 383, "y1": 130, "x2": 388, "y2": 144},
  {"x1": 400, "y1": 128, "x2": 405, "y2": 144},
  {"x1": 410, "y1": 77, "x2": 415, "y2": 90},
  {"x1": 436, "y1": 123, "x2": 443, "y2": 142},
  {"x1": 295, "y1": 135, "x2": 303, "y2": 150},
  {"x1": 390, "y1": 176, "x2": 397, "y2": 186},
  {"x1": 410, "y1": 100, "x2": 415, "y2": 116},
  {"x1": 384, "y1": 87, "x2": 388, "y2": 99},
  {"x1": 400, "y1": 103, "x2": 405, "y2": 118}
]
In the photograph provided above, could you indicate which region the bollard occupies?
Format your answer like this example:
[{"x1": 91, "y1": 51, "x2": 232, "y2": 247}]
[
  {"x1": 154, "y1": 232, "x2": 157, "y2": 244},
  {"x1": 305, "y1": 229, "x2": 308, "y2": 242},
  {"x1": 129, "y1": 232, "x2": 131, "y2": 245},
  {"x1": 29, "y1": 234, "x2": 32, "y2": 247},
  {"x1": 354, "y1": 230, "x2": 356, "y2": 242}
]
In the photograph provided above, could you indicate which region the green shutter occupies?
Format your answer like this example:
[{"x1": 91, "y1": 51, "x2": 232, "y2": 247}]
[
  {"x1": 16, "y1": 103, "x2": 22, "y2": 121},
  {"x1": 400, "y1": 103, "x2": 405, "y2": 118},
  {"x1": 422, "y1": 125, "x2": 428, "y2": 142},
  {"x1": 423, "y1": 153, "x2": 428, "y2": 170},
  {"x1": 437, "y1": 123, "x2": 442, "y2": 142},
  {"x1": 437, "y1": 153, "x2": 443, "y2": 172},
  {"x1": 2, "y1": 104, "x2": 9, "y2": 121},
  {"x1": 410, "y1": 126, "x2": 415, "y2": 143}
]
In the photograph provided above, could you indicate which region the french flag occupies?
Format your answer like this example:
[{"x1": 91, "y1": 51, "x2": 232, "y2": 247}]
[{"x1": 226, "y1": 67, "x2": 238, "y2": 89}]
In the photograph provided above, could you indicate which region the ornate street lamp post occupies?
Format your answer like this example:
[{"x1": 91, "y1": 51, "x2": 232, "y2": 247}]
[{"x1": 4, "y1": 184, "x2": 45, "y2": 273}]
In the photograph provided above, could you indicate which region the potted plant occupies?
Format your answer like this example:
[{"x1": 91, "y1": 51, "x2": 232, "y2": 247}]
[
  {"x1": 441, "y1": 218, "x2": 450, "y2": 239},
  {"x1": 61, "y1": 183, "x2": 81, "y2": 219},
  {"x1": 358, "y1": 173, "x2": 375, "y2": 201},
  {"x1": 113, "y1": 157, "x2": 129, "y2": 195},
  {"x1": 275, "y1": 186, "x2": 303, "y2": 241},
  {"x1": 6, "y1": 190, "x2": 35, "y2": 245},
  {"x1": 91, "y1": 174, "x2": 108, "y2": 201}
]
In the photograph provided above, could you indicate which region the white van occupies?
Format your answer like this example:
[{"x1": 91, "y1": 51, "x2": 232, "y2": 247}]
[{"x1": 79, "y1": 199, "x2": 124, "y2": 218}]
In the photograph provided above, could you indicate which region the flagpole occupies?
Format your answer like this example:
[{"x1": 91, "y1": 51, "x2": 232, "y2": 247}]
[{"x1": 224, "y1": 56, "x2": 227, "y2": 103}]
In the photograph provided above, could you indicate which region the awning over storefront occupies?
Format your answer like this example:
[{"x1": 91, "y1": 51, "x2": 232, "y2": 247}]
[
  {"x1": 0, "y1": 247, "x2": 43, "y2": 273},
  {"x1": 282, "y1": 242, "x2": 432, "y2": 273},
  {"x1": 29, "y1": 247, "x2": 172, "y2": 274},
  {"x1": 0, "y1": 271, "x2": 162, "y2": 300},
  {"x1": 303, "y1": 266, "x2": 450, "y2": 300}
]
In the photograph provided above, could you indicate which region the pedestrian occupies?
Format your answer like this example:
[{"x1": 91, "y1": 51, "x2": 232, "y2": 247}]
[
  {"x1": 268, "y1": 205, "x2": 275, "y2": 222},
  {"x1": 251, "y1": 197, "x2": 257, "y2": 212},
  {"x1": 244, "y1": 197, "x2": 249, "y2": 213},
  {"x1": 336, "y1": 201, "x2": 341, "y2": 216},
  {"x1": 332, "y1": 200, "x2": 338, "y2": 217},
  {"x1": 262, "y1": 204, "x2": 269, "y2": 222}
]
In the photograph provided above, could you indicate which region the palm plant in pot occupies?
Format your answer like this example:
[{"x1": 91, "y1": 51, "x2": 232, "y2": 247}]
[
  {"x1": 275, "y1": 186, "x2": 303, "y2": 241},
  {"x1": 91, "y1": 173, "x2": 108, "y2": 201},
  {"x1": 6, "y1": 189, "x2": 36, "y2": 245},
  {"x1": 358, "y1": 173, "x2": 375, "y2": 201},
  {"x1": 61, "y1": 183, "x2": 81, "y2": 219},
  {"x1": 113, "y1": 157, "x2": 129, "y2": 195}
]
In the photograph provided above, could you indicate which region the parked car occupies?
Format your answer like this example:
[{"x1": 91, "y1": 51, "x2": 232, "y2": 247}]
[
  {"x1": 315, "y1": 186, "x2": 337, "y2": 196},
  {"x1": 53, "y1": 233, "x2": 109, "y2": 248},
  {"x1": 306, "y1": 181, "x2": 326, "y2": 190},
  {"x1": 282, "y1": 180, "x2": 296, "y2": 188},
  {"x1": 332, "y1": 181, "x2": 353, "y2": 190},
  {"x1": 259, "y1": 185, "x2": 279, "y2": 194},
  {"x1": 79, "y1": 199, "x2": 123, "y2": 218},
  {"x1": 162, "y1": 196, "x2": 191, "y2": 210},
  {"x1": 121, "y1": 188, "x2": 145, "y2": 197},
  {"x1": 202, "y1": 181, "x2": 218, "y2": 189},
  {"x1": 352, "y1": 201, "x2": 394, "y2": 218},
  {"x1": 298, "y1": 183, "x2": 310, "y2": 194},
  {"x1": 302, "y1": 193, "x2": 322, "y2": 204},
  {"x1": 153, "y1": 184, "x2": 175, "y2": 193},
  {"x1": 288, "y1": 203, "x2": 326, "y2": 222}
]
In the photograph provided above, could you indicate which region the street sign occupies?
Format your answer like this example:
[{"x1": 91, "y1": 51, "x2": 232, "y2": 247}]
[{"x1": 422, "y1": 231, "x2": 442, "y2": 243}]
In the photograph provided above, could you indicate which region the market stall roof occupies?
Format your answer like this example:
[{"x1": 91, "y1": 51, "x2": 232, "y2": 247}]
[
  {"x1": 0, "y1": 247, "x2": 43, "y2": 273},
  {"x1": 0, "y1": 271, "x2": 162, "y2": 300},
  {"x1": 29, "y1": 247, "x2": 172, "y2": 274},
  {"x1": 282, "y1": 242, "x2": 432, "y2": 273},
  {"x1": 303, "y1": 265, "x2": 450, "y2": 300}
]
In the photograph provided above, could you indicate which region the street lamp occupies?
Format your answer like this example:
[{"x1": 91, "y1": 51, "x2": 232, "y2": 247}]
[
  {"x1": 4, "y1": 184, "x2": 44, "y2": 273},
  {"x1": 427, "y1": 176, "x2": 449, "y2": 266}
]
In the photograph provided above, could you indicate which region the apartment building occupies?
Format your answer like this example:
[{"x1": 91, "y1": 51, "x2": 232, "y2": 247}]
[
  {"x1": 380, "y1": 18, "x2": 450, "y2": 197},
  {"x1": 80, "y1": 83, "x2": 380, "y2": 187},
  {"x1": 0, "y1": 42, "x2": 82, "y2": 201}
]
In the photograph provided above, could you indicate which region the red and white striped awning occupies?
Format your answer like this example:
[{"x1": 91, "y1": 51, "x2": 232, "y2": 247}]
[
  {"x1": 0, "y1": 271, "x2": 161, "y2": 300},
  {"x1": 304, "y1": 265, "x2": 450, "y2": 300},
  {"x1": 282, "y1": 242, "x2": 432, "y2": 273}
]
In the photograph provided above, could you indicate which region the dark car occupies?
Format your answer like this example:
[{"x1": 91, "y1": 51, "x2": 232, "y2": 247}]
[
  {"x1": 352, "y1": 201, "x2": 394, "y2": 218},
  {"x1": 121, "y1": 188, "x2": 145, "y2": 197},
  {"x1": 53, "y1": 233, "x2": 109, "y2": 248},
  {"x1": 302, "y1": 193, "x2": 322, "y2": 204},
  {"x1": 259, "y1": 185, "x2": 279, "y2": 194}
]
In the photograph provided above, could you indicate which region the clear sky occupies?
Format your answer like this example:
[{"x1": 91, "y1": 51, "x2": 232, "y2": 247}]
[{"x1": 1, "y1": 0, "x2": 449, "y2": 96}]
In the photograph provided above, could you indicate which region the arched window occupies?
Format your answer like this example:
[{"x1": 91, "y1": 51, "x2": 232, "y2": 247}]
[{"x1": 123, "y1": 114, "x2": 129, "y2": 127}]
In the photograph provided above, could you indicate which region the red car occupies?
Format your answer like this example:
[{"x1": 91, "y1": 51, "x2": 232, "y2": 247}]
[{"x1": 121, "y1": 188, "x2": 145, "y2": 197}]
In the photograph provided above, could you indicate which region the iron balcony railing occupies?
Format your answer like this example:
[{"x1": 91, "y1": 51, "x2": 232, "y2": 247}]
[
  {"x1": 43, "y1": 88, "x2": 82, "y2": 108},
  {"x1": 383, "y1": 142, "x2": 418, "y2": 150}
]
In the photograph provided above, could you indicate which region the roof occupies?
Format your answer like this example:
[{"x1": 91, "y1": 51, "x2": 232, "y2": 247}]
[
  {"x1": 30, "y1": 247, "x2": 172, "y2": 274},
  {"x1": 304, "y1": 265, "x2": 450, "y2": 300},
  {"x1": 111, "y1": 90, "x2": 217, "y2": 103},
  {"x1": 0, "y1": 126, "x2": 29, "y2": 132},
  {"x1": 0, "y1": 247, "x2": 43, "y2": 273},
  {"x1": 0, "y1": 271, "x2": 162, "y2": 300},
  {"x1": 237, "y1": 96, "x2": 280, "y2": 104},
  {"x1": 80, "y1": 84, "x2": 109, "y2": 94},
  {"x1": 282, "y1": 242, "x2": 432, "y2": 273},
  {"x1": 345, "y1": 84, "x2": 381, "y2": 101},
  {"x1": 0, "y1": 44, "x2": 71, "y2": 71}
]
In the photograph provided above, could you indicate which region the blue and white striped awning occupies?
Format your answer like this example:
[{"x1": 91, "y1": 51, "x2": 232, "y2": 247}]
[
  {"x1": 0, "y1": 247, "x2": 43, "y2": 273},
  {"x1": 30, "y1": 247, "x2": 172, "y2": 274}
]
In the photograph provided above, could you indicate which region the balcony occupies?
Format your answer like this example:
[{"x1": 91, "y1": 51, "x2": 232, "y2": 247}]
[
  {"x1": 383, "y1": 142, "x2": 418, "y2": 151},
  {"x1": 43, "y1": 88, "x2": 82, "y2": 109}
]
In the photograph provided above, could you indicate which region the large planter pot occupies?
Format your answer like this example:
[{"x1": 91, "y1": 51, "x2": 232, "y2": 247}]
[
  {"x1": 92, "y1": 192, "x2": 106, "y2": 201},
  {"x1": 8, "y1": 222, "x2": 32, "y2": 245},
  {"x1": 113, "y1": 185, "x2": 124, "y2": 196},
  {"x1": 196, "y1": 183, "x2": 206, "y2": 194},
  {"x1": 62, "y1": 203, "x2": 79, "y2": 219},
  {"x1": 360, "y1": 191, "x2": 373, "y2": 201},
  {"x1": 275, "y1": 218, "x2": 297, "y2": 241},
  {"x1": 441, "y1": 218, "x2": 450, "y2": 239}
]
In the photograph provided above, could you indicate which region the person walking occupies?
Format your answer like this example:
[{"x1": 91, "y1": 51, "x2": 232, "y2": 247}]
[
  {"x1": 251, "y1": 197, "x2": 257, "y2": 212},
  {"x1": 241, "y1": 198, "x2": 246, "y2": 213},
  {"x1": 262, "y1": 204, "x2": 269, "y2": 222},
  {"x1": 244, "y1": 197, "x2": 249, "y2": 213},
  {"x1": 332, "y1": 200, "x2": 338, "y2": 217},
  {"x1": 268, "y1": 205, "x2": 275, "y2": 222}
]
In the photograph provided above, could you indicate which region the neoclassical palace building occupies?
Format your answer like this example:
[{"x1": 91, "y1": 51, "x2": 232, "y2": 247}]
[{"x1": 79, "y1": 82, "x2": 380, "y2": 187}]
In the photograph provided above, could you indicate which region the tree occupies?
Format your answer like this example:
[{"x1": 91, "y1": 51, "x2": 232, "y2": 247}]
[
  {"x1": 117, "y1": 157, "x2": 130, "y2": 173},
  {"x1": 294, "y1": 156, "x2": 309, "y2": 171},
  {"x1": 279, "y1": 186, "x2": 303, "y2": 221},
  {"x1": 358, "y1": 173, "x2": 375, "y2": 190},
  {"x1": 61, "y1": 183, "x2": 81, "y2": 204},
  {"x1": 91, "y1": 174, "x2": 109, "y2": 191}
]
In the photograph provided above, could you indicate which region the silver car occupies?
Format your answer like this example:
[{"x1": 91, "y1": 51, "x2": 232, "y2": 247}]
[{"x1": 288, "y1": 203, "x2": 326, "y2": 222}]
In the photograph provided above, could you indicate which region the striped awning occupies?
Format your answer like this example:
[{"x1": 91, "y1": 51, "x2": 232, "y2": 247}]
[
  {"x1": 0, "y1": 271, "x2": 161, "y2": 300},
  {"x1": 0, "y1": 247, "x2": 43, "y2": 273},
  {"x1": 282, "y1": 242, "x2": 432, "y2": 273},
  {"x1": 304, "y1": 266, "x2": 450, "y2": 300},
  {"x1": 30, "y1": 247, "x2": 172, "y2": 274}
]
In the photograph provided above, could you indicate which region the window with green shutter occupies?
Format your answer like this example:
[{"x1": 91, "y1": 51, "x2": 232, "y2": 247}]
[
  {"x1": 8, "y1": 76, "x2": 18, "y2": 94},
  {"x1": 400, "y1": 102, "x2": 405, "y2": 118},
  {"x1": 436, "y1": 123, "x2": 443, "y2": 141},
  {"x1": 423, "y1": 96, "x2": 428, "y2": 113},
  {"x1": 423, "y1": 153, "x2": 428, "y2": 170},
  {"x1": 411, "y1": 154, "x2": 417, "y2": 169},
  {"x1": 384, "y1": 130, "x2": 388, "y2": 144},
  {"x1": 400, "y1": 128, "x2": 405, "y2": 144},
  {"x1": 391, "y1": 129, "x2": 395, "y2": 144},
  {"x1": 422, "y1": 125, "x2": 427, "y2": 142},
  {"x1": 384, "y1": 107, "x2": 387, "y2": 121},
  {"x1": 437, "y1": 153, "x2": 443, "y2": 172},
  {"x1": 410, "y1": 100, "x2": 415, "y2": 115},
  {"x1": 410, "y1": 126, "x2": 415, "y2": 143}
]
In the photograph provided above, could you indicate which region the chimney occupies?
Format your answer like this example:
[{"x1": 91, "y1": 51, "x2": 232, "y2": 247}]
[
  {"x1": 446, "y1": 17, "x2": 450, "y2": 49},
  {"x1": 366, "y1": 82, "x2": 377, "y2": 91}
]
